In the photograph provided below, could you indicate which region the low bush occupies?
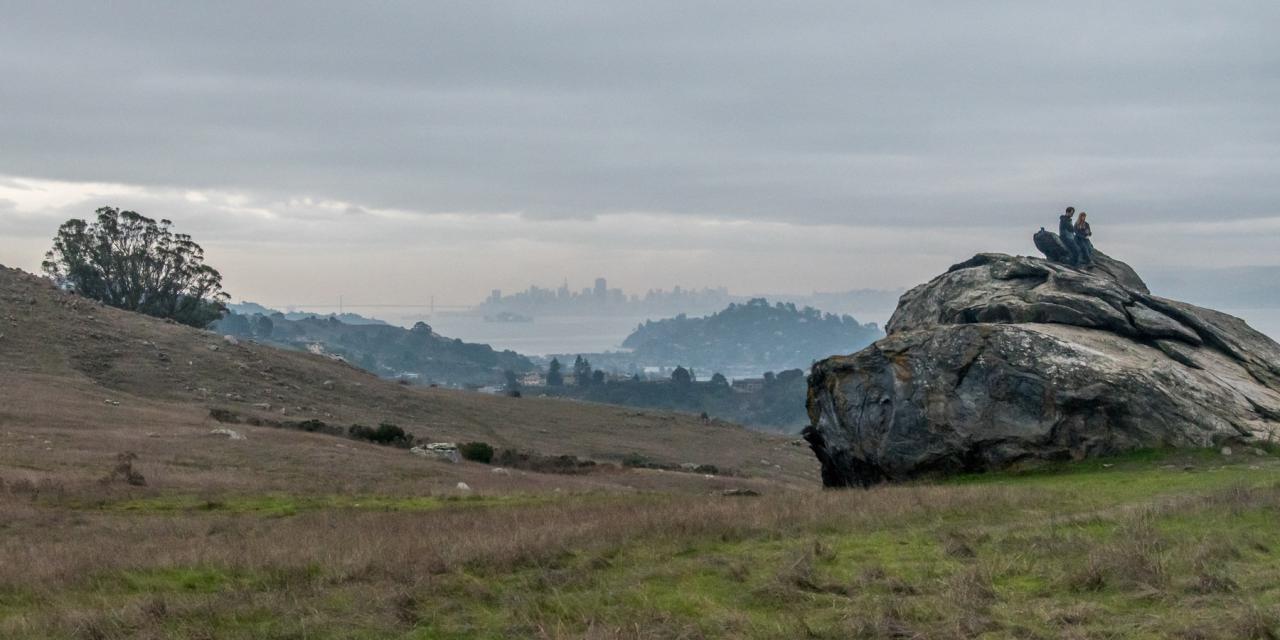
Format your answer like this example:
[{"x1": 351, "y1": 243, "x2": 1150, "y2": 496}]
[
  {"x1": 495, "y1": 449, "x2": 598, "y2": 474},
  {"x1": 618, "y1": 453, "x2": 728, "y2": 476},
  {"x1": 620, "y1": 452, "x2": 650, "y2": 468},
  {"x1": 208, "y1": 408, "x2": 240, "y2": 424},
  {"x1": 348, "y1": 424, "x2": 375, "y2": 441},
  {"x1": 458, "y1": 442, "x2": 495, "y2": 464},
  {"x1": 295, "y1": 419, "x2": 335, "y2": 434},
  {"x1": 101, "y1": 452, "x2": 146, "y2": 486},
  {"x1": 348, "y1": 423, "x2": 414, "y2": 448}
]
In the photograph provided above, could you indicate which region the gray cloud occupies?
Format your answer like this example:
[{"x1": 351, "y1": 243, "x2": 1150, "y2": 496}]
[{"x1": 3, "y1": 1, "x2": 1278, "y2": 227}]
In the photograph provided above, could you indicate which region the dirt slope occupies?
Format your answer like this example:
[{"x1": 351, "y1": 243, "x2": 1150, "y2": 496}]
[{"x1": 0, "y1": 265, "x2": 817, "y2": 494}]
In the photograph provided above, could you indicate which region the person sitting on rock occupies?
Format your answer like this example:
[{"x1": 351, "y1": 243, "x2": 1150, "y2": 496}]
[
  {"x1": 1074, "y1": 212, "x2": 1094, "y2": 264},
  {"x1": 1058, "y1": 207, "x2": 1081, "y2": 264}
]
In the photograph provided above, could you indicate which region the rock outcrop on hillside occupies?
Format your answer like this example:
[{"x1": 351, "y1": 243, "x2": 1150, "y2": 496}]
[{"x1": 805, "y1": 236, "x2": 1280, "y2": 487}]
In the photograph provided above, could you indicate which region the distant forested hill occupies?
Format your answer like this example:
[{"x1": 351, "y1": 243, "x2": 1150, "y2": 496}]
[
  {"x1": 214, "y1": 313, "x2": 532, "y2": 386},
  {"x1": 227, "y1": 302, "x2": 389, "y2": 325},
  {"x1": 621, "y1": 299, "x2": 881, "y2": 372},
  {"x1": 542, "y1": 368, "x2": 812, "y2": 432}
]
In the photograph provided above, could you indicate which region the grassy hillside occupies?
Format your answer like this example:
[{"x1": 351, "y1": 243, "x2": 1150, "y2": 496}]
[
  {"x1": 3, "y1": 265, "x2": 1280, "y2": 638},
  {"x1": 214, "y1": 310, "x2": 535, "y2": 386},
  {"x1": 0, "y1": 265, "x2": 817, "y2": 495}
]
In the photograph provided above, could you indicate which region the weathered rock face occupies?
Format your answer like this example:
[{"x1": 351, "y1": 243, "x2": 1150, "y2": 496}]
[{"x1": 805, "y1": 239, "x2": 1280, "y2": 487}]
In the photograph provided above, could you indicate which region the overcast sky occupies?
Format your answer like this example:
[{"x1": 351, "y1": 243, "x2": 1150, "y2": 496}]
[{"x1": 1, "y1": 1, "x2": 1278, "y2": 309}]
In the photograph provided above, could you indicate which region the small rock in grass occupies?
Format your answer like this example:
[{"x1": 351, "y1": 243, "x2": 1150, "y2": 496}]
[
  {"x1": 456, "y1": 482, "x2": 471, "y2": 491},
  {"x1": 209, "y1": 427, "x2": 245, "y2": 441},
  {"x1": 491, "y1": 467, "x2": 510, "y2": 475},
  {"x1": 721, "y1": 488, "x2": 760, "y2": 497},
  {"x1": 1221, "y1": 446, "x2": 1234, "y2": 456}
]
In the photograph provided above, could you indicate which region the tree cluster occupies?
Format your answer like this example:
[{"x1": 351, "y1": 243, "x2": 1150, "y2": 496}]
[
  {"x1": 42, "y1": 206, "x2": 228, "y2": 327},
  {"x1": 572, "y1": 355, "x2": 608, "y2": 387}
]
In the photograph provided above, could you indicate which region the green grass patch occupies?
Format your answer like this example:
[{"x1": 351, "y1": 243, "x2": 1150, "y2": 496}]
[
  {"x1": 402, "y1": 459, "x2": 1280, "y2": 638},
  {"x1": 944, "y1": 448, "x2": 1279, "y2": 506},
  {"x1": 8, "y1": 453, "x2": 1280, "y2": 638},
  {"x1": 0, "y1": 587, "x2": 37, "y2": 621},
  {"x1": 105, "y1": 566, "x2": 247, "y2": 594},
  {"x1": 98, "y1": 492, "x2": 559, "y2": 515}
]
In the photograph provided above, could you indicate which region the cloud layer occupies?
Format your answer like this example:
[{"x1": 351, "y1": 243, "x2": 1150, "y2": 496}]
[{"x1": 2, "y1": 2, "x2": 1278, "y2": 306}]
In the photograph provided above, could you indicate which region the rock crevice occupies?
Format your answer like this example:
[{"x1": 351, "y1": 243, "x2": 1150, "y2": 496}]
[{"x1": 805, "y1": 235, "x2": 1280, "y2": 487}]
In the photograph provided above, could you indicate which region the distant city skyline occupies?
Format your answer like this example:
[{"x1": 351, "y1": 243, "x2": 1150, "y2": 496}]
[{"x1": 230, "y1": 275, "x2": 905, "y2": 316}]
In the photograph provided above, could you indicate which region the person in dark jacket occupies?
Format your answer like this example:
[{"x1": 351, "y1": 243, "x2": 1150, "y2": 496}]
[
  {"x1": 1074, "y1": 212, "x2": 1094, "y2": 264},
  {"x1": 1058, "y1": 207, "x2": 1080, "y2": 264}
]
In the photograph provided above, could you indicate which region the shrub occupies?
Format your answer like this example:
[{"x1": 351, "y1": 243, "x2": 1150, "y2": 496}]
[
  {"x1": 296, "y1": 419, "x2": 330, "y2": 433},
  {"x1": 101, "y1": 452, "x2": 146, "y2": 486},
  {"x1": 283, "y1": 419, "x2": 342, "y2": 436},
  {"x1": 459, "y1": 441, "x2": 495, "y2": 464},
  {"x1": 349, "y1": 423, "x2": 414, "y2": 448},
  {"x1": 495, "y1": 449, "x2": 597, "y2": 474},
  {"x1": 208, "y1": 408, "x2": 240, "y2": 424},
  {"x1": 621, "y1": 452, "x2": 650, "y2": 468}
]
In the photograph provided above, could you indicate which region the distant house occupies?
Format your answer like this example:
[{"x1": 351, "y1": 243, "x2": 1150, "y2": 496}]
[
  {"x1": 520, "y1": 371, "x2": 545, "y2": 387},
  {"x1": 732, "y1": 378, "x2": 765, "y2": 394}
]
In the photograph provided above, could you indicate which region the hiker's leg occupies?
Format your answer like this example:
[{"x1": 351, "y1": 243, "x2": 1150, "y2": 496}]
[{"x1": 1063, "y1": 235, "x2": 1080, "y2": 264}]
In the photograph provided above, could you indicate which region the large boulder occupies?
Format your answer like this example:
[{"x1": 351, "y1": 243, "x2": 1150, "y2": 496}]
[{"x1": 805, "y1": 240, "x2": 1280, "y2": 487}]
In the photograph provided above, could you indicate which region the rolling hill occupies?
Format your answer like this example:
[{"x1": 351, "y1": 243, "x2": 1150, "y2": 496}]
[
  {"x1": 214, "y1": 309, "x2": 534, "y2": 387},
  {"x1": 0, "y1": 264, "x2": 818, "y2": 496}
]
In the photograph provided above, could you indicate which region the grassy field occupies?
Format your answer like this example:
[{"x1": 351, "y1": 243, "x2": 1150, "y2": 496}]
[
  {"x1": 0, "y1": 264, "x2": 817, "y2": 497},
  {"x1": 3, "y1": 448, "x2": 1279, "y2": 639},
  {"x1": 5, "y1": 266, "x2": 1280, "y2": 638}
]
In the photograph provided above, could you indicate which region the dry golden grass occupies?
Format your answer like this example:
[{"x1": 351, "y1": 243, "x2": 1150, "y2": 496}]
[
  {"x1": 2, "y1": 475, "x2": 1277, "y2": 638},
  {"x1": 0, "y1": 264, "x2": 816, "y2": 497},
  {"x1": 0, "y1": 481, "x2": 1029, "y2": 590},
  {"x1": 0, "y1": 482, "x2": 1032, "y2": 638}
]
